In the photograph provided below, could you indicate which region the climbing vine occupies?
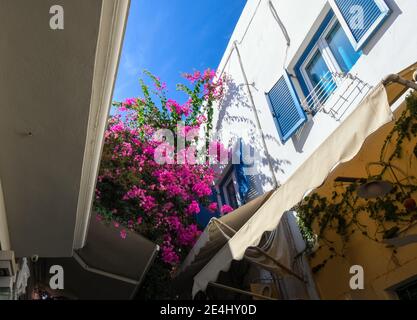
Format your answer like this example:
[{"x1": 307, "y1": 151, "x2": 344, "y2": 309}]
[{"x1": 296, "y1": 92, "x2": 417, "y2": 273}]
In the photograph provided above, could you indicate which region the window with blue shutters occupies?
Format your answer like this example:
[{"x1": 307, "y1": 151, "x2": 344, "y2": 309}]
[
  {"x1": 329, "y1": 0, "x2": 391, "y2": 50},
  {"x1": 235, "y1": 139, "x2": 260, "y2": 204},
  {"x1": 219, "y1": 165, "x2": 259, "y2": 208},
  {"x1": 267, "y1": 72, "x2": 307, "y2": 143},
  {"x1": 219, "y1": 167, "x2": 240, "y2": 210},
  {"x1": 295, "y1": 12, "x2": 362, "y2": 113}
]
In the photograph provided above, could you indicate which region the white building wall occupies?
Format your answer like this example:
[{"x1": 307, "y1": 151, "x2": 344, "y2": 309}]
[{"x1": 213, "y1": 0, "x2": 417, "y2": 193}]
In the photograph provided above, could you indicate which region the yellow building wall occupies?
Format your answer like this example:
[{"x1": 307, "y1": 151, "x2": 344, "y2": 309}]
[
  {"x1": 311, "y1": 223, "x2": 417, "y2": 300},
  {"x1": 308, "y1": 99, "x2": 417, "y2": 300}
]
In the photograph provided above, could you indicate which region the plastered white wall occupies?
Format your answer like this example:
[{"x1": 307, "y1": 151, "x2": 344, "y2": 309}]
[{"x1": 213, "y1": 0, "x2": 417, "y2": 192}]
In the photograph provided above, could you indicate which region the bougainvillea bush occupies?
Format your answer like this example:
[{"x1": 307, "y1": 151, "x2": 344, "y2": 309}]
[{"x1": 94, "y1": 70, "x2": 230, "y2": 298}]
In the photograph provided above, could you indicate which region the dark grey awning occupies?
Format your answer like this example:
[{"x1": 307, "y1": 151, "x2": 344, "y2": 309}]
[
  {"x1": 42, "y1": 218, "x2": 158, "y2": 300},
  {"x1": 76, "y1": 218, "x2": 159, "y2": 284}
]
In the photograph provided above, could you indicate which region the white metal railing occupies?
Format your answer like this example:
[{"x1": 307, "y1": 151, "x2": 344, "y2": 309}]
[{"x1": 301, "y1": 71, "x2": 373, "y2": 120}]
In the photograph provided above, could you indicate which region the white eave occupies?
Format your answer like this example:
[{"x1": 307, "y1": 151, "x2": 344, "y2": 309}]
[{"x1": 73, "y1": 0, "x2": 131, "y2": 250}]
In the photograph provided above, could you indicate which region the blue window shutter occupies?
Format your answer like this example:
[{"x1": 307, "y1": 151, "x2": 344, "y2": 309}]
[
  {"x1": 267, "y1": 72, "x2": 307, "y2": 143},
  {"x1": 235, "y1": 164, "x2": 260, "y2": 204},
  {"x1": 219, "y1": 174, "x2": 227, "y2": 205},
  {"x1": 234, "y1": 139, "x2": 250, "y2": 203},
  {"x1": 245, "y1": 175, "x2": 259, "y2": 202},
  {"x1": 329, "y1": 0, "x2": 391, "y2": 50},
  {"x1": 234, "y1": 163, "x2": 248, "y2": 203},
  {"x1": 235, "y1": 139, "x2": 260, "y2": 204}
]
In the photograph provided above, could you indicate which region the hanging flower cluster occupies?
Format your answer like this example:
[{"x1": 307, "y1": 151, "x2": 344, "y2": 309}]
[{"x1": 94, "y1": 69, "x2": 226, "y2": 268}]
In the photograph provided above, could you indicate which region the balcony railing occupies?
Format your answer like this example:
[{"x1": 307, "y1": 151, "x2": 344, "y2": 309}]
[{"x1": 301, "y1": 71, "x2": 373, "y2": 120}]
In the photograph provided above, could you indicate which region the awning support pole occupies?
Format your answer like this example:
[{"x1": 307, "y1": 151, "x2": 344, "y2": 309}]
[
  {"x1": 382, "y1": 73, "x2": 417, "y2": 91},
  {"x1": 208, "y1": 281, "x2": 278, "y2": 300},
  {"x1": 250, "y1": 247, "x2": 307, "y2": 283}
]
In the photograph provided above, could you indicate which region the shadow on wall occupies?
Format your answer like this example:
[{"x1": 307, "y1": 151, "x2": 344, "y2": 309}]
[
  {"x1": 215, "y1": 76, "x2": 291, "y2": 190},
  {"x1": 361, "y1": 0, "x2": 402, "y2": 56},
  {"x1": 291, "y1": 117, "x2": 315, "y2": 153}
]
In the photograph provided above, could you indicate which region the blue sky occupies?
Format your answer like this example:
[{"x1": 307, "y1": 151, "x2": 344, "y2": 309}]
[{"x1": 113, "y1": 0, "x2": 247, "y2": 104}]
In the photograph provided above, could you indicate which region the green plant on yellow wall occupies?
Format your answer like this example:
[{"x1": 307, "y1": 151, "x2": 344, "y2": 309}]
[{"x1": 296, "y1": 92, "x2": 417, "y2": 274}]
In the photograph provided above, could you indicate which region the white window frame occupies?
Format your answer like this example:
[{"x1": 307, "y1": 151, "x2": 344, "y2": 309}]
[
  {"x1": 299, "y1": 17, "x2": 344, "y2": 95},
  {"x1": 328, "y1": 0, "x2": 390, "y2": 51}
]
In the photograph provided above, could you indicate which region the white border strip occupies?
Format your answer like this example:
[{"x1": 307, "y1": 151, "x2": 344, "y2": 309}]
[
  {"x1": 0, "y1": 181, "x2": 11, "y2": 250},
  {"x1": 73, "y1": 252, "x2": 139, "y2": 285},
  {"x1": 73, "y1": 0, "x2": 131, "y2": 249}
]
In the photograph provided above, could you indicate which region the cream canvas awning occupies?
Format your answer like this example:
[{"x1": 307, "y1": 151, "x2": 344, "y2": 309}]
[
  {"x1": 184, "y1": 63, "x2": 417, "y2": 297},
  {"x1": 174, "y1": 191, "x2": 274, "y2": 294}
]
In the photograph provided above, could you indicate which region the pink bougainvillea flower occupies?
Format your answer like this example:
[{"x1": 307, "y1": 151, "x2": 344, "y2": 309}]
[
  {"x1": 202, "y1": 69, "x2": 216, "y2": 83},
  {"x1": 118, "y1": 105, "x2": 128, "y2": 112},
  {"x1": 178, "y1": 224, "x2": 201, "y2": 246},
  {"x1": 153, "y1": 141, "x2": 175, "y2": 164},
  {"x1": 161, "y1": 240, "x2": 180, "y2": 265},
  {"x1": 123, "y1": 186, "x2": 145, "y2": 200},
  {"x1": 221, "y1": 205, "x2": 234, "y2": 215},
  {"x1": 162, "y1": 202, "x2": 174, "y2": 212},
  {"x1": 94, "y1": 69, "x2": 224, "y2": 273},
  {"x1": 166, "y1": 99, "x2": 191, "y2": 117},
  {"x1": 165, "y1": 216, "x2": 182, "y2": 231},
  {"x1": 178, "y1": 125, "x2": 200, "y2": 138},
  {"x1": 143, "y1": 145, "x2": 155, "y2": 156},
  {"x1": 155, "y1": 81, "x2": 167, "y2": 91},
  {"x1": 141, "y1": 195, "x2": 156, "y2": 211},
  {"x1": 95, "y1": 188, "x2": 101, "y2": 200},
  {"x1": 196, "y1": 114, "x2": 207, "y2": 125},
  {"x1": 137, "y1": 216, "x2": 143, "y2": 225},
  {"x1": 166, "y1": 99, "x2": 180, "y2": 114},
  {"x1": 141, "y1": 124, "x2": 155, "y2": 136},
  {"x1": 121, "y1": 142, "x2": 133, "y2": 157},
  {"x1": 123, "y1": 98, "x2": 136, "y2": 107},
  {"x1": 114, "y1": 222, "x2": 120, "y2": 228},
  {"x1": 186, "y1": 200, "x2": 200, "y2": 216},
  {"x1": 208, "y1": 202, "x2": 218, "y2": 213},
  {"x1": 192, "y1": 182, "x2": 212, "y2": 198},
  {"x1": 184, "y1": 70, "x2": 201, "y2": 83},
  {"x1": 209, "y1": 140, "x2": 229, "y2": 163},
  {"x1": 109, "y1": 122, "x2": 125, "y2": 134},
  {"x1": 177, "y1": 146, "x2": 197, "y2": 165},
  {"x1": 161, "y1": 248, "x2": 179, "y2": 265}
]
